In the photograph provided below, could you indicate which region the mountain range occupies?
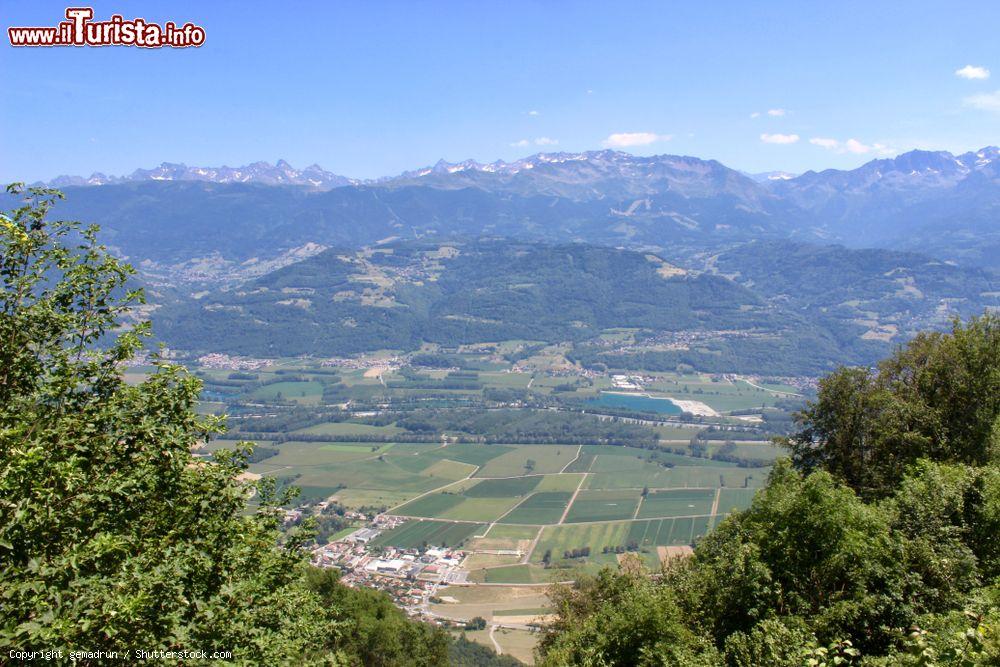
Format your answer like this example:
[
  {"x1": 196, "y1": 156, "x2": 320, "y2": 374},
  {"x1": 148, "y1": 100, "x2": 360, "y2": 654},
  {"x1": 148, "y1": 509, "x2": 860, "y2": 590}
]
[{"x1": 29, "y1": 146, "x2": 1000, "y2": 272}]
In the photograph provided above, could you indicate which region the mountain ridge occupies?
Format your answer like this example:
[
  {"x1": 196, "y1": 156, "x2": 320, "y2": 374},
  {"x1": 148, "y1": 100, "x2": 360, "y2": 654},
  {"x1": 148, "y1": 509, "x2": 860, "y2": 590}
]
[
  {"x1": 39, "y1": 145, "x2": 998, "y2": 193},
  {"x1": 21, "y1": 145, "x2": 1000, "y2": 273}
]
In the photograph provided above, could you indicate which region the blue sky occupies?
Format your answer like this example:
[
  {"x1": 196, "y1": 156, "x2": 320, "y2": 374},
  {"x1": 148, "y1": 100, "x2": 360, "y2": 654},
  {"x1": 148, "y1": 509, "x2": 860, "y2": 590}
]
[{"x1": 2, "y1": 0, "x2": 999, "y2": 182}]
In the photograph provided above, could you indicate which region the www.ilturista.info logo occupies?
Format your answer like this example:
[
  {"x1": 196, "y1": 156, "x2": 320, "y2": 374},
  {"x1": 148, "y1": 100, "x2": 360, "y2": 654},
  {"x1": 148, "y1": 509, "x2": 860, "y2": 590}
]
[{"x1": 8, "y1": 7, "x2": 205, "y2": 48}]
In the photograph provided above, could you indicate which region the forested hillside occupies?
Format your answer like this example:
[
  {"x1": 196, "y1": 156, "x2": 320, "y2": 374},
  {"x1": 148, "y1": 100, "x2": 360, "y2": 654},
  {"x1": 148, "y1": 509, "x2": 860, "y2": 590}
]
[
  {"x1": 152, "y1": 240, "x2": 785, "y2": 355},
  {"x1": 151, "y1": 238, "x2": 999, "y2": 376},
  {"x1": 710, "y1": 240, "x2": 1000, "y2": 341}
]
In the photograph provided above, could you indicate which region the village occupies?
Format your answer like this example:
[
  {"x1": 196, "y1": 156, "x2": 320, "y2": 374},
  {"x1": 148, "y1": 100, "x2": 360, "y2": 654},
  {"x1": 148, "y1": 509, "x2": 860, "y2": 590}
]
[{"x1": 308, "y1": 515, "x2": 481, "y2": 625}]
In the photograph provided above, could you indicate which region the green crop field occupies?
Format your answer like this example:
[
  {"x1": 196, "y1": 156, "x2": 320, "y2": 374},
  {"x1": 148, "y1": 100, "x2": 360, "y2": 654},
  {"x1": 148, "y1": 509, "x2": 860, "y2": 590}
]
[
  {"x1": 383, "y1": 453, "x2": 437, "y2": 473},
  {"x1": 563, "y1": 451, "x2": 596, "y2": 472},
  {"x1": 501, "y1": 492, "x2": 574, "y2": 525},
  {"x1": 584, "y1": 466, "x2": 672, "y2": 490},
  {"x1": 624, "y1": 516, "x2": 713, "y2": 548},
  {"x1": 717, "y1": 488, "x2": 759, "y2": 513},
  {"x1": 463, "y1": 476, "x2": 541, "y2": 497},
  {"x1": 531, "y1": 522, "x2": 631, "y2": 562},
  {"x1": 535, "y1": 474, "x2": 586, "y2": 492},
  {"x1": 421, "y1": 459, "x2": 478, "y2": 479},
  {"x1": 250, "y1": 454, "x2": 477, "y2": 511},
  {"x1": 588, "y1": 455, "x2": 651, "y2": 473},
  {"x1": 250, "y1": 381, "x2": 324, "y2": 403},
  {"x1": 422, "y1": 443, "x2": 513, "y2": 467},
  {"x1": 637, "y1": 489, "x2": 716, "y2": 519},
  {"x1": 248, "y1": 441, "x2": 386, "y2": 468},
  {"x1": 475, "y1": 445, "x2": 578, "y2": 477},
  {"x1": 293, "y1": 421, "x2": 405, "y2": 437},
  {"x1": 533, "y1": 516, "x2": 716, "y2": 564},
  {"x1": 468, "y1": 564, "x2": 552, "y2": 584},
  {"x1": 483, "y1": 524, "x2": 540, "y2": 541},
  {"x1": 437, "y1": 496, "x2": 525, "y2": 522},
  {"x1": 394, "y1": 492, "x2": 465, "y2": 518},
  {"x1": 564, "y1": 490, "x2": 641, "y2": 523},
  {"x1": 583, "y1": 465, "x2": 769, "y2": 491},
  {"x1": 371, "y1": 519, "x2": 484, "y2": 549}
]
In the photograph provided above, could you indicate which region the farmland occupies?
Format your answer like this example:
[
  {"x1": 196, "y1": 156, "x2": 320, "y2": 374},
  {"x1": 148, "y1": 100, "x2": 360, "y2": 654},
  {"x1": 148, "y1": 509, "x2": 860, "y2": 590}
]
[
  {"x1": 192, "y1": 349, "x2": 793, "y2": 608},
  {"x1": 370, "y1": 519, "x2": 484, "y2": 549},
  {"x1": 184, "y1": 340, "x2": 801, "y2": 664},
  {"x1": 563, "y1": 490, "x2": 641, "y2": 523},
  {"x1": 501, "y1": 492, "x2": 575, "y2": 525}
]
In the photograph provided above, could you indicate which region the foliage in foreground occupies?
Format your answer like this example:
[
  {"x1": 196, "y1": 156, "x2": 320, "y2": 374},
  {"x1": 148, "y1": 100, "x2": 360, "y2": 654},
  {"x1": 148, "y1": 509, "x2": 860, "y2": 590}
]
[
  {"x1": 0, "y1": 186, "x2": 466, "y2": 664},
  {"x1": 538, "y1": 315, "x2": 1000, "y2": 666}
]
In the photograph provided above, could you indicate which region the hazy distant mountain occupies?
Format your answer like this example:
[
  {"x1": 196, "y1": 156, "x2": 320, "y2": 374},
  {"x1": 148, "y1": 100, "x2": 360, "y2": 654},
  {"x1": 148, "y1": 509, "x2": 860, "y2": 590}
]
[
  {"x1": 747, "y1": 171, "x2": 798, "y2": 183},
  {"x1": 379, "y1": 150, "x2": 779, "y2": 203},
  {"x1": 44, "y1": 160, "x2": 356, "y2": 190},
  {"x1": 768, "y1": 147, "x2": 1000, "y2": 253},
  {"x1": 24, "y1": 146, "x2": 1000, "y2": 275}
]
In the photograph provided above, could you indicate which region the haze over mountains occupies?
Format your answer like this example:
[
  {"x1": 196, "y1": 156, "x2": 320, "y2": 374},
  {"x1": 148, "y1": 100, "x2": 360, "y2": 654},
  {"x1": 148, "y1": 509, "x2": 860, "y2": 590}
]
[
  {"x1": 34, "y1": 146, "x2": 1000, "y2": 270},
  {"x1": 13, "y1": 145, "x2": 1000, "y2": 374}
]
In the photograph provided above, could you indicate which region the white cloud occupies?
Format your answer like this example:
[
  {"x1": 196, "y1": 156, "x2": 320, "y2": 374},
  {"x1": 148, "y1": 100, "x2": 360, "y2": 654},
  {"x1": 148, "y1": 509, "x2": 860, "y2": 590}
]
[
  {"x1": 844, "y1": 138, "x2": 873, "y2": 154},
  {"x1": 602, "y1": 132, "x2": 671, "y2": 147},
  {"x1": 511, "y1": 137, "x2": 560, "y2": 148},
  {"x1": 956, "y1": 65, "x2": 990, "y2": 80},
  {"x1": 964, "y1": 90, "x2": 1000, "y2": 112},
  {"x1": 809, "y1": 137, "x2": 894, "y2": 155},
  {"x1": 750, "y1": 112, "x2": 761, "y2": 118},
  {"x1": 527, "y1": 110, "x2": 540, "y2": 116},
  {"x1": 760, "y1": 133, "x2": 800, "y2": 144},
  {"x1": 767, "y1": 108, "x2": 787, "y2": 117},
  {"x1": 810, "y1": 137, "x2": 839, "y2": 149}
]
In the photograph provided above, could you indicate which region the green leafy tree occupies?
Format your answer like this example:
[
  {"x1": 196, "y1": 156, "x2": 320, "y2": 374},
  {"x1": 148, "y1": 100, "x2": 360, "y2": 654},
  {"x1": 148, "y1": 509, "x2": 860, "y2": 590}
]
[
  {"x1": 0, "y1": 186, "x2": 450, "y2": 665},
  {"x1": 538, "y1": 568, "x2": 719, "y2": 666},
  {"x1": 784, "y1": 314, "x2": 1000, "y2": 497},
  {"x1": 0, "y1": 185, "x2": 336, "y2": 659}
]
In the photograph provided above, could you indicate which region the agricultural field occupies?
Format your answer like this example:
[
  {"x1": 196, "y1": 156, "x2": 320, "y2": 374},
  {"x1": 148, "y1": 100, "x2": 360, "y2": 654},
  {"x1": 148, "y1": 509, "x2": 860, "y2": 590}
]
[
  {"x1": 586, "y1": 464, "x2": 769, "y2": 491},
  {"x1": 292, "y1": 421, "x2": 405, "y2": 437},
  {"x1": 462, "y1": 553, "x2": 523, "y2": 570},
  {"x1": 564, "y1": 490, "x2": 641, "y2": 523},
  {"x1": 250, "y1": 380, "x2": 324, "y2": 404},
  {"x1": 534, "y1": 474, "x2": 586, "y2": 492},
  {"x1": 467, "y1": 524, "x2": 540, "y2": 552},
  {"x1": 467, "y1": 564, "x2": 555, "y2": 584},
  {"x1": 531, "y1": 522, "x2": 630, "y2": 562},
  {"x1": 371, "y1": 519, "x2": 484, "y2": 549},
  {"x1": 636, "y1": 489, "x2": 716, "y2": 519},
  {"x1": 474, "y1": 445, "x2": 579, "y2": 477},
  {"x1": 464, "y1": 476, "x2": 542, "y2": 498},
  {"x1": 716, "y1": 488, "x2": 759, "y2": 514},
  {"x1": 532, "y1": 516, "x2": 714, "y2": 566},
  {"x1": 501, "y1": 492, "x2": 575, "y2": 525}
]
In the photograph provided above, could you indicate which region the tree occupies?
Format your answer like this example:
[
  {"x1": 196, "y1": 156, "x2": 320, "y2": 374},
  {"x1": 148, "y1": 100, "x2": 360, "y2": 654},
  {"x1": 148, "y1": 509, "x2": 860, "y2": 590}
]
[
  {"x1": 465, "y1": 616, "x2": 487, "y2": 631},
  {"x1": 0, "y1": 186, "x2": 448, "y2": 663},
  {"x1": 783, "y1": 314, "x2": 1000, "y2": 498},
  {"x1": 538, "y1": 569, "x2": 719, "y2": 666}
]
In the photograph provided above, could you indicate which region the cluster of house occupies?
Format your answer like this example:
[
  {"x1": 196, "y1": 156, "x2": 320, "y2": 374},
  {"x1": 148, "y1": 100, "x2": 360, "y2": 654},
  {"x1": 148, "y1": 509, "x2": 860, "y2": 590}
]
[
  {"x1": 610, "y1": 374, "x2": 648, "y2": 390},
  {"x1": 309, "y1": 518, "x2": 469, "y2": 615},
  {"x1": 320, "y1": 355, "x2": 402, "y2": 371},
  {"x1": 196, "y1": 353, "x2": 271, "y2": 370}
]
